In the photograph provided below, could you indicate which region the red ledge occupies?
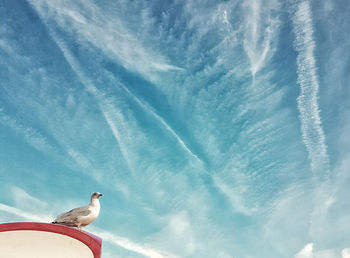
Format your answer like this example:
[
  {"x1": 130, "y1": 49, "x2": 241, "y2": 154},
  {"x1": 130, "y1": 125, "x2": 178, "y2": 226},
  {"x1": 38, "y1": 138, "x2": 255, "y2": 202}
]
[{"x1": 0, "y1": 222, "x2": 101, "y2": 258}]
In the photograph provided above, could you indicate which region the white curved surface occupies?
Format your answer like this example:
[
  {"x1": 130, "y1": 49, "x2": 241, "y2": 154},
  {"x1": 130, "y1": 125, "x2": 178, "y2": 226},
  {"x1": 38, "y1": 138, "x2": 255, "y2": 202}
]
[{"x1": 0, "y1": 230, "x2": 93, "y2": 258}]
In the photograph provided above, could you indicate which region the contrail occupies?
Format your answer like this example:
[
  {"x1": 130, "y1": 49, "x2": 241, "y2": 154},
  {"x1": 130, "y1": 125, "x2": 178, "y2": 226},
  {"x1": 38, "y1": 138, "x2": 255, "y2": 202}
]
[
  {"x1": 53, "y1": 31, "x2": 200, "y2": 166},
  {"x1": 292, "y1": 0, "x2": 329, "y2": 173},
  {"x1": 55, "y1": 35, "x2": 134, "y2": 171},
  {"x1": 28, "y1": 0, "x2": 201, "y2": 165},
  {"x1": 116, "y1": 81, "x2": 202, "y2": 163},
  {"x1": 24, "y1": 10, "x2": 134, "y2": 172}
]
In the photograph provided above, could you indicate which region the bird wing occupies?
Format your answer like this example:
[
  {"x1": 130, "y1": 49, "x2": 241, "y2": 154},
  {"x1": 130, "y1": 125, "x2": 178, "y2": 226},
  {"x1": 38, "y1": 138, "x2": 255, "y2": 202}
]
[{"x1": 54, "y1": 205, "x2": 91, "y2": 223}]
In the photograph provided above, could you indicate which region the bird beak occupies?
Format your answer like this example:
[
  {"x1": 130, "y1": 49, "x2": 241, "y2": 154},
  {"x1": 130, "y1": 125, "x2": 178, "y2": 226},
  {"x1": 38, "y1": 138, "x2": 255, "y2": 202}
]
[{"x1": 98, "y1": 193, "x2": 103, "y2": 197}]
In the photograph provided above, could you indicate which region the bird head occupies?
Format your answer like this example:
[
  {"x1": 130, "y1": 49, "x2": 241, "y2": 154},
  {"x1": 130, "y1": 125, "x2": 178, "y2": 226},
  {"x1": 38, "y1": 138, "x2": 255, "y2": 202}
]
[{"x1": 91, "y1": 192, "x2": 103, "y2": 199}]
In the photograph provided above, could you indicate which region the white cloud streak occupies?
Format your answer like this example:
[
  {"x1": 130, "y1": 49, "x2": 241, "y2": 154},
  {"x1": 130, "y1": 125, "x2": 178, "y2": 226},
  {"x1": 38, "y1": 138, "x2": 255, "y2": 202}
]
[
  {"x1": 0, "y1": 107, "x2": 106, "y2": 182},
  {"x1": 117, "y1": 82, "x2": 202, "y2": 163},
  {"x1": 0, "y1": 108, "x2": 55, "y2": 155},
  {"x1": 20, "y1": 5, "x2": 135, "y2": 173},
  {"x1": 28, "y1": 0, "x2": 183, "y2": 81},
  {"x1": 11, "y1": 186, "x2": 48, "y2": 212},
  {"x1": 243, "y1": 0, "x2": 280, "y2": 77},
  {"x1": 292, "y1": 0, "x2": 330, "y2": 173},
  {"x1": 213, "y1": 175, "x2": 253, "y2": 215},
  {"x1": 0, "y1": 203, "x2": 53, "y2": 222},
  {"x1": 0, "y1": 107, "x2": 103, "y2": 182},
  {"x1": 27, "y1": 0, "x2": 201, "y2": 166},
  {"x1": 59, "y1": 47, "x2": 134, "y2": 172}
]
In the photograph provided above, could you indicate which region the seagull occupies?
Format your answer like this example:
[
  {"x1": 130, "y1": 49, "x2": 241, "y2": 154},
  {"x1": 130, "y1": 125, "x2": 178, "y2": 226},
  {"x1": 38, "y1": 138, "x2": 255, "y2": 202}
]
[{"x1": 52, "y1": 192, "x2": 103, "y2": 229}]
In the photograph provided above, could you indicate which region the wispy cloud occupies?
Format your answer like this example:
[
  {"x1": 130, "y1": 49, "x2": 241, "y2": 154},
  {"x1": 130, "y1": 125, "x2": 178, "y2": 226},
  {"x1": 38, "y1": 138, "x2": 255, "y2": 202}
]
[
  {"x1": 0, "y1": 107, "x2": 103, "y2": 182},
  {"x1": 243, "y1": 0, "x2": 280, "y2": 77},
  {"x1": 0, "y1": 203, "x2": 52, "y2": 222},
  {"x1": 146, "y1": 211, "x2": 197, "y2": 257},
  {"x1": 27, "y1": 0, "x2": 201, "y2": 168},
  {"x1": 213, "y1": 175, "x2": 254, "y2": 215},
  {"x1": 292, "y1": 0, "x2": 330, "y2": 173},
  {"x1": 45, "y1": 28, "x2": 137, "y2": 173},
  {"x1": 263, "y1": 183, "x2": 314, "y2": 256},
  {"x1": 18, "y1": 5, "x2": 135, "y2": 175},
  {"x1": 0, "y1": 186, "x2": 53, "y2": 222},
  {"x1": 65, "y1": 147, "x2": 103, "y2": 182},
  {"x1": 28, "y1": 0, "x2": 183, "y2": 81},
  {"x1": 10, "y1": 186, "x2": 48, "y2": 213},
  {"x1": 0, "y1": 108, "x2": 55, "y2": 155}
]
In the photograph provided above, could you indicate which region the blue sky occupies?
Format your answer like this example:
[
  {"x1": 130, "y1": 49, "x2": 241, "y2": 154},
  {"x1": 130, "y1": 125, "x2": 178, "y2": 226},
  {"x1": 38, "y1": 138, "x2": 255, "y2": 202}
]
[{"x1": 0, "y1": 0, "x2": 349, "y2": 257}]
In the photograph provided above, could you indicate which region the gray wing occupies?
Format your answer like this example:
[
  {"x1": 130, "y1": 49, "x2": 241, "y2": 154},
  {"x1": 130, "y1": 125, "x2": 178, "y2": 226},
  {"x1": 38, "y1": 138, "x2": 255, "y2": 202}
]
[{"x1": 54, "y1": 205, "x2": 91, "y2": 223}]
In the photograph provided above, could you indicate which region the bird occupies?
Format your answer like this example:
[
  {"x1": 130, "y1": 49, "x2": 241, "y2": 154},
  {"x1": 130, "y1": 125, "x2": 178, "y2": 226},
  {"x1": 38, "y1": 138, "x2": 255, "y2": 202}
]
[{"x1": 52, "y1": 192, "x2": 103, "y2": 229}]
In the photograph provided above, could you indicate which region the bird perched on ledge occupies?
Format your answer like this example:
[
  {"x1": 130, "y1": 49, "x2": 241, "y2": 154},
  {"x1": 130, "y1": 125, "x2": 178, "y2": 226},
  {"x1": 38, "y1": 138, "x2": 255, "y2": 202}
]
[{"x1": 52, "y1": 192, "x2": 103, "y2": 229}]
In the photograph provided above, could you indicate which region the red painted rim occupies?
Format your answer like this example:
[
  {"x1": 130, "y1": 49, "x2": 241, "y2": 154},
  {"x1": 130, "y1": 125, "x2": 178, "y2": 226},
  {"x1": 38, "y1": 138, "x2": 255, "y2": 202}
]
[{"x1": 0, "y1": 222, "x2": 101, "y2": 258}]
